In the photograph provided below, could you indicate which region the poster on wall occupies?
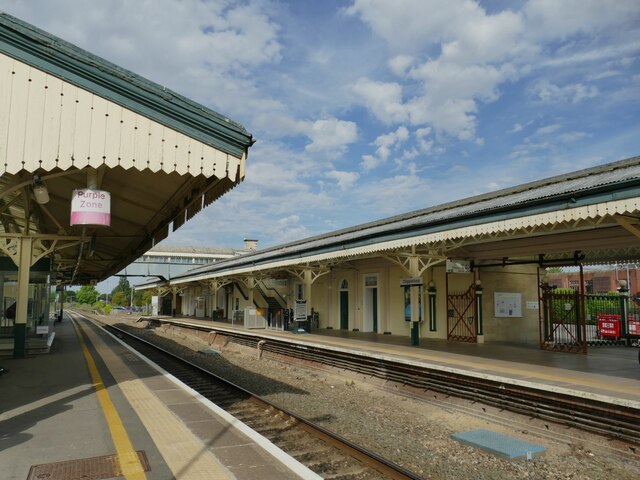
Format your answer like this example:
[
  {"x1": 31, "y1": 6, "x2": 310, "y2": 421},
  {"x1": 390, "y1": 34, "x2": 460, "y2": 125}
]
[
  {"x1": 403, "y1": 285, "x2": 423, "y2": 322},
  {"x1": 295, "y1": 299, "x2": 308, "y2": 322},
  {"x1": 494, "y1": 292, "x2": 522, "y2": 317},
  {"x1": 404, "y1": 286, "x2": 411, "y2": 321}
]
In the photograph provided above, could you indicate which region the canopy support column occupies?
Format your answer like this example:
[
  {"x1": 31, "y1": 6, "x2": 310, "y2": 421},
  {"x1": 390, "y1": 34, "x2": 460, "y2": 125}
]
[
  {"x1": 408, "y1": 255, "x2": 421, "y2": 347},
  {"x1": 14, "y1": 237, "x2": 33, "y2": 357}
]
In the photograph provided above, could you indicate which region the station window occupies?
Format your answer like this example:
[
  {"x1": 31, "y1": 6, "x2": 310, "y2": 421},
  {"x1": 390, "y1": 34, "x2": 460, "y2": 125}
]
[
  {"x1": 584, "y1": 280, "x2": 593, "y2": 294},
  {"x1": 364, "y1": 275, "x2": 377, "y2": 287}
]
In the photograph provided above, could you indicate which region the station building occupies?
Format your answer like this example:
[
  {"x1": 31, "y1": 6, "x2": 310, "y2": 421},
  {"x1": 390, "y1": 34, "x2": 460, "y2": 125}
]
[
  {"x1": 116, "y1": 240, "x2": 258, "y2": 282},
  {"x1": 1, "y1": 12, "x2": 638, "y2": 357},
  {"x1": 546, "y1": 265, "x2": 640, "y2": 295},
  {"x1": 138, "y1": 157, "x2": 640, "y2": 351}
]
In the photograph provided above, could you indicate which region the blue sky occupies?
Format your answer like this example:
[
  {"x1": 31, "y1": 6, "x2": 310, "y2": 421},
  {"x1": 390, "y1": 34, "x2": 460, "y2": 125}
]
[{"x1": 2, "y1": 0, "x2": 640, "y2": 256}]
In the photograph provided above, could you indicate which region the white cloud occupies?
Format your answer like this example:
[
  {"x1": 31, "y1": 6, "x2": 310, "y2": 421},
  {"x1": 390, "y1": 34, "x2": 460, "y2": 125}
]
[
  {"x1": 360, "y1": 126, "x2": 410, "y2": 170},
  {"x1": 406, "y1": 96, "x2": 478, "y2": 140},
  {"x1": 360, "y1": 155, "x2": 379, "y2": 171},
  {"x1": 556, "y1": 131, "x2": 588, "y2": 143},
  {"x1": 405, "y1": 61, "x2": 519, "y2": 139},
  {"x1": 302, "y1": 118, "x2": 358, "y2": 156},
  {"x1": 357, "y1": 173, "x2": 428, "y2": 215},
  {"x1": 587, "y1": 70, "x2": 621, "y2": 81},
  {"x1": 351, "y1": 77, "x2": 408, "y2": 124},
  {"x1": 535, "y1": 123, "x2": 562, "y2": 136},
  {"x1": 530, "y1": 80, "x2": 599, "y2": 104},
  {"x1": 347, "y1": 1, "x2": 525, "y2": 140},
  {"x1": 401, "y1": 148, "x2": 419, "y2": 160},
  {"x1": 346, "y1": 0, "x2": 638, "y2": 146},
  {"x1": 415, "y1": 127, "x2": 433, "y2": 152},
  {"x1": 524, "y1": 0, "x2": 640, "y2": 40},
  {"x1": 345, "y1": 0, "x2": 524, "y2": 62},
  {"x1": 374, "y1": 126, "x2": 409, "y2": 158},
  {"x1": 410, "y1": 61, "x2": 517, "y2": 104},
  {"x1": 388, "y1": 54, "x2": 414, "y2": 76},
  {"x1": 510, "y1": 122, "x2": 589, "y2": 161},
  {"x1": 326, "y1": 170, "x2": 360, "y2": 190}
]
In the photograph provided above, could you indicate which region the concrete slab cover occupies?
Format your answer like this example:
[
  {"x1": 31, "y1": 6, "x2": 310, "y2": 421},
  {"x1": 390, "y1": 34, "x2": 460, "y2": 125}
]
[{"x1": 451, "y1": 429, "x2": 545, "y2": 460}]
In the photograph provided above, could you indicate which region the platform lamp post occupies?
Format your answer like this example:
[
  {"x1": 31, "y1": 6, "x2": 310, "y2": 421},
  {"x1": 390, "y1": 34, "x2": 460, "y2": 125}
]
[
  {"x1": 428, "y1": 281, "x2": 437, "y2": 332},
  {"x1": 619, "y1": 280, "x2": 630, "y2": 346},
  {"x1": 411, "y1": 307, "x2": 420, "y2": 346},
  {"x1": 475, "y1": 280, "x2": 484, "y2": 338}
]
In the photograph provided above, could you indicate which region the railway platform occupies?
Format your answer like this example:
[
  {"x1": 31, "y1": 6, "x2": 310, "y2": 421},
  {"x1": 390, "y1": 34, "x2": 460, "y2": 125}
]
[
  {"x1": 0, "y1": 314, "x2": 320, "y2": 480},
  {"x1": 153, "y1": 316, "x2": 640, "y2": 409}
]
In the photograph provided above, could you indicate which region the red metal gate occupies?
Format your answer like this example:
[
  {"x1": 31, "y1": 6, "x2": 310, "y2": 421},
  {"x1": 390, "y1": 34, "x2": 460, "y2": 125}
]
[
  {"x1": 447, "y1": 282, "x2": 477, "y2": 342},
  {"x1": 539, "y1": 284, "x2": 587, "y2": 353}
]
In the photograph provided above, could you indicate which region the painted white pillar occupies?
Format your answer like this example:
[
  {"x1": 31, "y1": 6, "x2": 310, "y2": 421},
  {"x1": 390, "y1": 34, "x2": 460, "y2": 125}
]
[
  {"x1": 247, "y1": 276, "x2": 255, "y2": 307},
  {"x1": 171, "y1": 287, "x2": 178, "y2": 317},
  {"x1": 304, "y1": 269, "x2": 313, "y2": 314},
  {"x1": 14, "y1": 237, "x2": 33, "y2": 357}
]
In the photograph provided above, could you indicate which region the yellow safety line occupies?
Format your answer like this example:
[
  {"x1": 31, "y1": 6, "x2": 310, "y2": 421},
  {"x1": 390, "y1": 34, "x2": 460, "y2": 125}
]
[{"x1": 72, "y1": 318, "x2": 147, "y2": 480}]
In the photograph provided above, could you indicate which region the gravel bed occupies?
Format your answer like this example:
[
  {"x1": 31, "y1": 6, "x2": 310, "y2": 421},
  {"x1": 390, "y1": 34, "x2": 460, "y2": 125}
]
[{"x1": 106, "y1": 316, "x2": 640, "y2": 479}]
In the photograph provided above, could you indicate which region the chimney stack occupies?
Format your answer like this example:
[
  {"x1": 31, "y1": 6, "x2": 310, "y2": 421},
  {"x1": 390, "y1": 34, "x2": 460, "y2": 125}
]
[{"x1": 244, "y1": 238, "x2": 258, "y2": 251}]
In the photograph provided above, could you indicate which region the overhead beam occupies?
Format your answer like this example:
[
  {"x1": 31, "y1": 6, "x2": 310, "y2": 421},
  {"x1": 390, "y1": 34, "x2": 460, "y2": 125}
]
[{"x1": 615, "y1": 215, "x2": 640, "y2": 240}]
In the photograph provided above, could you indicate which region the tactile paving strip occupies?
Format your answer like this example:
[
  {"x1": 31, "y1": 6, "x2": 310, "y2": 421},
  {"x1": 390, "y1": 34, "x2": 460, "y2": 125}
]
[{"x1": 27, "y1": 450, "x2": 150, "y2": 480}]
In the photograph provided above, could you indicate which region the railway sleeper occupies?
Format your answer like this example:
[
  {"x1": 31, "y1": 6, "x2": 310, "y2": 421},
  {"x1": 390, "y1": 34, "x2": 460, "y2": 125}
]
[
  {"x1": 251, "y1": 424, "x2": 294, "y2": 437},
  {"x1": 286, "y1": 444, "x2": 341, "y2": 459},
  {"x1": 320, "y1": 464, "x2": 370, "y2": 480},
  {"x1": 299, "y1": 456, "x2": 360, "y2": 473},
  {"x1": 268, "y1": 430, "x2": 317, "y2": 445}
]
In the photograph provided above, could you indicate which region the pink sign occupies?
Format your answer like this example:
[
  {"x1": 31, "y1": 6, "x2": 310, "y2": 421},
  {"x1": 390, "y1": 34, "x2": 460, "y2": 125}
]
[{"x1": 70, "y1": 189, "x2": 111, "y2": 226}]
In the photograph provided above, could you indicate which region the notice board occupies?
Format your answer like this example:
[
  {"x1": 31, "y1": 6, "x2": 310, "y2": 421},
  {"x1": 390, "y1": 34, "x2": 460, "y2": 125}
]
[{"x1": 494, "y1": 292, "x2": 522, "y2": 318}]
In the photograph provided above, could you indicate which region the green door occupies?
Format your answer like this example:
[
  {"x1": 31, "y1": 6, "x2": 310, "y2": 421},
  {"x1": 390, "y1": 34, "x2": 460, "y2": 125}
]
[
  {"x1": 340, "y1": 291, "x2": 349, "y2": 330},
  {"x1": 372, "y1": 288, "x2": 378, "y2": 332}
]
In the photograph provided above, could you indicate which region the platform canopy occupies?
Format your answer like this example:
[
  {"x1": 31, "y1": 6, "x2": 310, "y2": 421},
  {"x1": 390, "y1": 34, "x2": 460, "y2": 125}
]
[
  {"x1": 160, "y1": 156, "x2": 640, "y2": 288},
  {"x1": 0, "y1": 13, "x2": 254, "y2": 285}
]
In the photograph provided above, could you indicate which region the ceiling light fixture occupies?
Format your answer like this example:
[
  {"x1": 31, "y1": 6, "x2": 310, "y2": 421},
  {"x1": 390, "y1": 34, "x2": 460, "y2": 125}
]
[{"x1": 32, "y1": 175, "x2": 50, "y2": 204}]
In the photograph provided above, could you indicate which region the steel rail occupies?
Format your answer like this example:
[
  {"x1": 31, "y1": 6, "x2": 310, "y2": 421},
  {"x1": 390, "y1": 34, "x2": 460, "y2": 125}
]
[
  {"x1": 90, "y1": 317, "x2": 423, "y2": 480},
  {"x1": 153, "y1": 320, "x2": 640, "y2": 446}
]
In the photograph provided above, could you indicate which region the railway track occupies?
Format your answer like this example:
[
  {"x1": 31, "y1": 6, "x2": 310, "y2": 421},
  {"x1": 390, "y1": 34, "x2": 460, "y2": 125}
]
[
  {"x1": 153, "y1": 320, "x2": 640, "y2": 448},
  {"x1": 88, "y1": 317, "x2": 423, "y2": 480}
]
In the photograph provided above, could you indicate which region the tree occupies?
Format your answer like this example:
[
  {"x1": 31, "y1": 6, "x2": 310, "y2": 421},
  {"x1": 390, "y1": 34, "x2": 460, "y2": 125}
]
[
  {"x1": 111, "y1": 277, "x2": 131, "y2": 306},
  {"x1": 140, "y1": 289, "x2": 154, "y2": 305},
  {"x1": 111, "y1": 291, "x2": 128, "y2": 306},
  {"x1": 97, "y1": 293, "x2": 109, "y2": 303},
  {"x1": 545, "y1": 267, "x2": 563, "y2": 273},
  {"x1": 132, "y1": 288, "x2": 150, "y2": 307},
  {"x1": 64, "y1": 289, "x2": 77, "y2": 303},
  {"x1": 76, "y1": 285, "x2": 99, "y2": 305}
]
